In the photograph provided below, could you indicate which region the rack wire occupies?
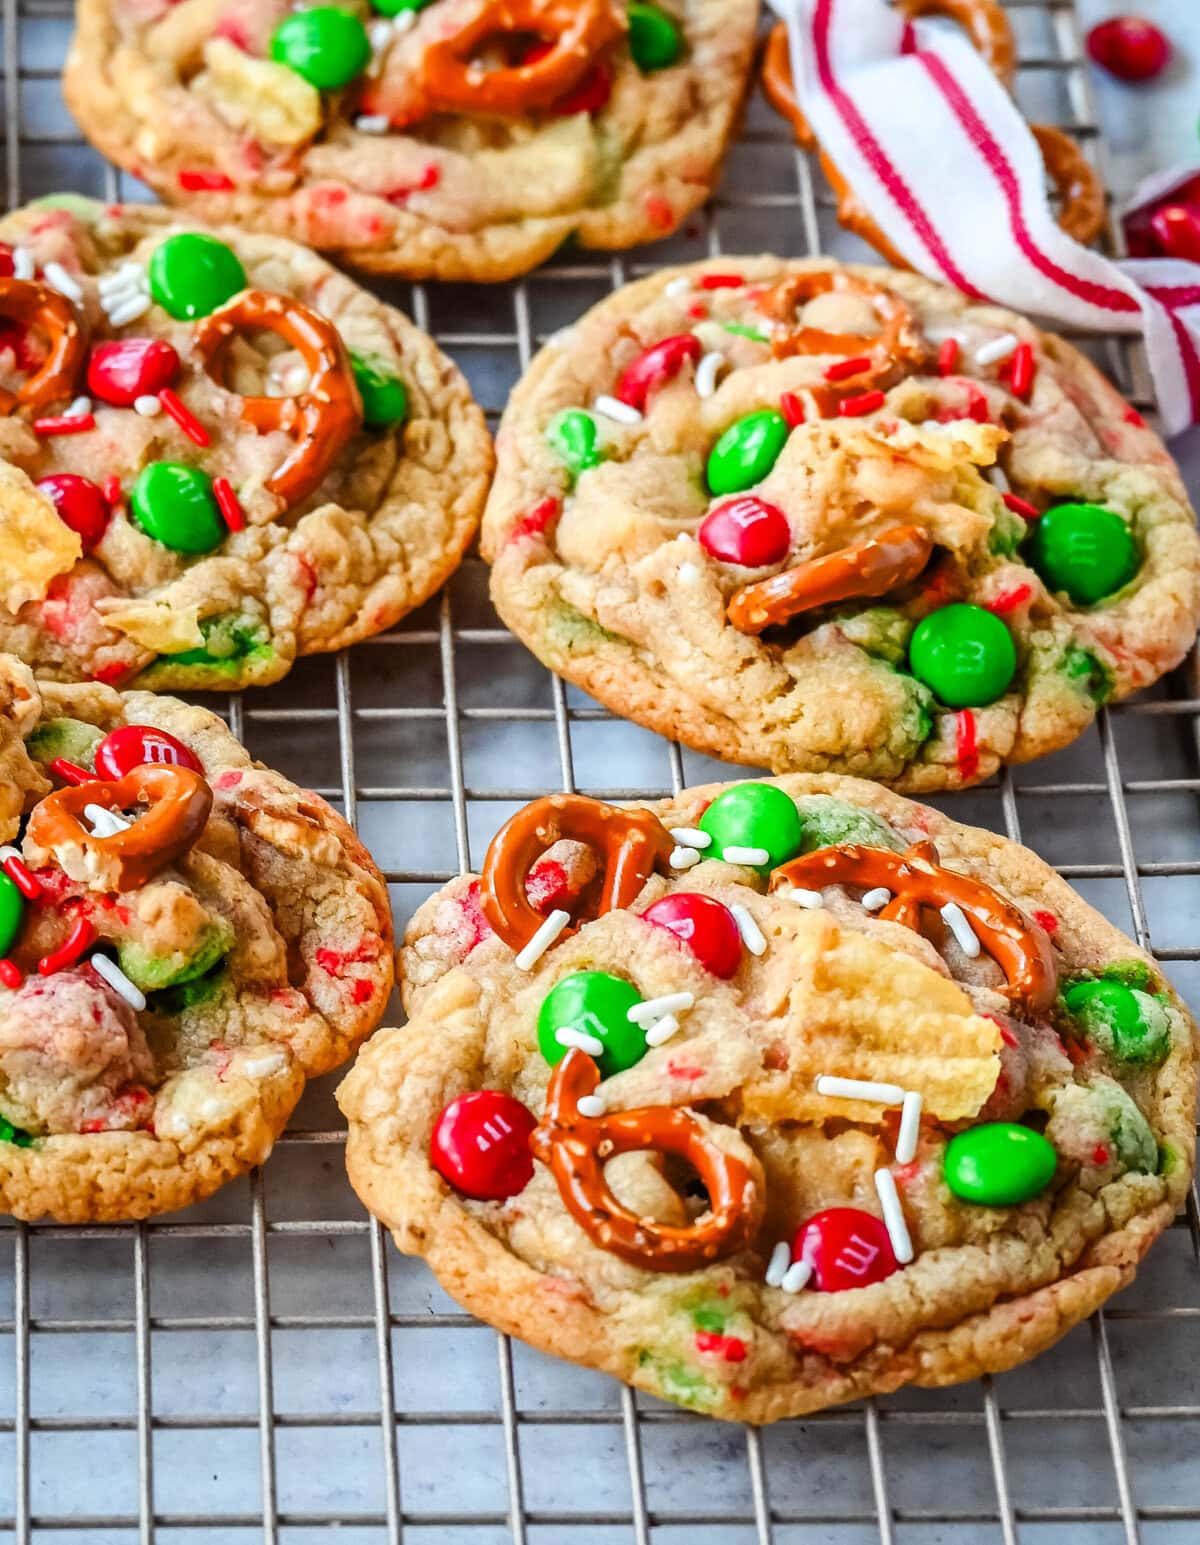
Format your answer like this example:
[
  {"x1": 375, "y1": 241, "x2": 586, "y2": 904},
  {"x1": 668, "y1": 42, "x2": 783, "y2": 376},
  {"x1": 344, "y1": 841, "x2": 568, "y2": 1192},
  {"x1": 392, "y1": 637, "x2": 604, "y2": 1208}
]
[{"x1": 1, "y1": 0, "x2": 1199, "y2": 1540}]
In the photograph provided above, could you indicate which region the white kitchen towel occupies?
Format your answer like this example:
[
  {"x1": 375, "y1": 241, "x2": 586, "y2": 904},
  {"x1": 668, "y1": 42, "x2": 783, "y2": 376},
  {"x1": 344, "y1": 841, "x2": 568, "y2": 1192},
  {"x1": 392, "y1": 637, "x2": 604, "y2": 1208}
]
[{"x1": 768, "y1": 0, "x2": 1200, "y2": 434}]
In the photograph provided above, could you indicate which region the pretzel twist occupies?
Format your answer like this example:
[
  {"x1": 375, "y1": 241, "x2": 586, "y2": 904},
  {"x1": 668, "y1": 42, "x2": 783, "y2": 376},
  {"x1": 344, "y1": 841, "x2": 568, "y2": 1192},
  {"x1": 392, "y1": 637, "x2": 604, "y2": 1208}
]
[
  {"x1": 25, "y1": 766, "x2": 213, "y2": 893},
  {"x1": 728, "y1": 524, "x2": 933, "y2": 635},
  {"x1": 0, "y1": 277, "x2": 86, "y2": 417},
  {"x1": 480, "y1": 794, "x2": 674, "y2": 953},
  {"x1": 762, "y1": 2, "x2": 1104, "y2": 255},
  {"x1": 192, "y1": 290, "x2": 362, "y2": 510},
  {"x1": 530, "y1": 1050, "x2": 764, "y2": 1270},
  {"x1": 412, "y1": 0, "x2": 625, "y2": 121},
  {"x1": 771, "y1": 840, "x2": 1057, "y2": 1013}
]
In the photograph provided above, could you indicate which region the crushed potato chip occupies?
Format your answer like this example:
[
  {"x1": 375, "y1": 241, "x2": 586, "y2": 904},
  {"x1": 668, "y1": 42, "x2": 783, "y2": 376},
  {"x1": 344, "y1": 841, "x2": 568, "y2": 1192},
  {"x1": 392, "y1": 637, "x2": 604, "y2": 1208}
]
[
  {"x1": 194, "y1": 39, "x2": 322, "y2": 149},
  {"x1": 98, "y1": 597, "x2": 204, "y2": 653},
  {"x1": 0, "y1": 463, "x2": 82, "y2": 613}
]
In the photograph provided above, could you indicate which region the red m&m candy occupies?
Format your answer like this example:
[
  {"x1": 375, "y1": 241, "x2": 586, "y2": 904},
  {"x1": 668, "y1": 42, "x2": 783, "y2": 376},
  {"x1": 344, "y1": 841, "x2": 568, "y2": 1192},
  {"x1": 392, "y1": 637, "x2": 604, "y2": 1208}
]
[
  {"x1": 793, "y1": 1207, "x2": 899, "y2": 1292},
  {"x1": 642, "y1": 893, "x2": 742, "y2": 978},
  {"x1": 87, "y1": 338, "x2": 180, "y2": 407},
  {"x1": 616, "y1": 334, "x2": 702, "y2": 411},
  {"x1": 1150, "y1": 204, "x2": 1200, "y2": 263},
  {"x1": 431, "y1": 1090, "x2": 537, "y2": 1200},
  {"x1": 0, "y1": 245, "x2": 13, "y2": 278},
  {"x1": 698, "y1": 496, "x2": 790, "y2": 567},
  {"x1": 94, "y1": 724, "x2": 204, "y2": 780},
  {"x1": 36, "y1": 474, "x2": 110, "y2": 551},
  {"x1": 1086, "y1": 16, "x2": 1170, "y2": 82}
]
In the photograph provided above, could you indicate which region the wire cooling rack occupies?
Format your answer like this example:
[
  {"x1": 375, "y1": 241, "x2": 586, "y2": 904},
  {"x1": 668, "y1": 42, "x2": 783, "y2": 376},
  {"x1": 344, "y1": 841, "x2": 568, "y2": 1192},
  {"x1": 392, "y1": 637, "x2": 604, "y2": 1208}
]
[{"x1": 3, "y1": 0, "x2": 1200, "y2": 1540}]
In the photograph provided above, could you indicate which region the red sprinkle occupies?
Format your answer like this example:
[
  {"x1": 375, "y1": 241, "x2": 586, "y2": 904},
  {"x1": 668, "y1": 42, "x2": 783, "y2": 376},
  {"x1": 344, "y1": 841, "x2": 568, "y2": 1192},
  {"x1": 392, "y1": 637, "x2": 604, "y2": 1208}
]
[
  {"x1": 937, "y1": 337, "x2": 960, "y2": 375},
  {"x1": 1092, "y1": 1144, "x2": 1110, "y2": 1165},
  {"x1": 91, "y1": 661, "x2": 129, "y2": 686},
  {"x1": 987, "y1": 583, "x2": 1032, "y2": 616},
  {"x1": 824, "y1": 354, "x2": 871, "y2": 382},
  {"x1": 350, "y1": 979, "x2": 373, "y2": 1005},
  {"x1": 1002, "y1": 492, "x2": 1040, "y2": 522},
  {"x1": 1008, "y1": 342, "x2": 1035, "y2": 399},
  {"x1": 837, "y1": 389, "x2": 885, "y2": 417},
  {"x1": 102, "y1": 475, "x2": 123, "y2": 506},
  {"x1": 694, "y1": 1330, "x2": 748, "y2": 1362},
  {"x1": 48, "y1": 758, "x2": 93, "y2": 786},
  {"x1": 0, "y1": 960, "x2": 22, "y2": 990},
  {"x1": 212, "y1": 476, "x2": 246, "y2": 532},
  {"x1": 510, "y1": 496, "x2": 561, "y2": 543},
  {"x1": 780, "y1": 390, "x2": 806, "y2": 428},
  {"x1": 1, "y1": 854, "x2": 41, "y2": 900},
  {"x1": 34, "y1": 413, "x2": 95, "y2": 436},
  {"x1": 999, "y1": 1025, "x2": 1020, "y2": 1049},
  {"x1": 966, "y1": 383, "x2": 991, "y2": 422},
  {"x1": 686, "y1": 301, "x2": 708, "y2": 320},
  {"x1": 38, "y1": 917, "x2": 97, "y2": 976},
  {"x1": 178, "y1": 169, "x2": 235, "y2": 192},
  {"x1": 644, "y1": 193, "x2": 675, "y2": 230},
  {"x1": 158, "y1": 388, "x2": 211, "y2": 447},
  {"x1": 1032, "y1": 909, "x2": 1059, "y2": 934},
  {"x1": 955, "y1": 709, "x2": 979, "y2": 783},
  {"x1": 697, "y1": 273, "x2": 745, "y2": 290},
  {"x1": 1123, "y1": 405, "x2": 1145, "y2": 427}
]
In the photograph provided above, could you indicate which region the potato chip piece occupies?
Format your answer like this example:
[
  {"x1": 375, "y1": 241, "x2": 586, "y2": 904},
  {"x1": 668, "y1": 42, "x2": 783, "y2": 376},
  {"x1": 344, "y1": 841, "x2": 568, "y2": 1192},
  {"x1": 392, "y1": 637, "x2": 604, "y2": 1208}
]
[
  {"x1": 0, "y1": 463, "x2": 81, "y2": 613},
  {"x1": 744, "y1": 907, "x2": 1000, "y2": 1124},
  {"x1": 98, "y1": 597, "x2": 204, "y2": 653}
]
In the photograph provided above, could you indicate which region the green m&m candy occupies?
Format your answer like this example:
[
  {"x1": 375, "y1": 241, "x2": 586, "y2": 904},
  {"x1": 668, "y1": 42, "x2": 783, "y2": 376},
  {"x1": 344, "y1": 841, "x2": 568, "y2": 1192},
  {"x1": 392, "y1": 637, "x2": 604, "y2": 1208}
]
[
  {"x1": 707, "y1": 410, "x2": 788, "y2": 496},
  {"x1": 546, "y1": 409, "x2": 603, "y2": 480},
  {"x1": 0, "y1": 872, "x2": 23, "y2": 959},
  {"x1": 271, "y1": 7, "x2": 371, "y2": 90},
  {"x1": 1064, "y1": 979, "x2": 1171, "y2": 1066},
  {"x1": 627, "y1": 2, "x2": 683, "y2": 71},
  {"x1": 371, "y1": 0, "x2": 432, "y2": 14},
  {"x1": 349, "y1": 353, "x2": 409, "y2": 429},
  {"x1": 908, "y1": 603, "x2": 1016, "y2": 708},
  {"x1": 698, "y1": 782, "x2": 803, "y2": 873},
  {"x1": 537, "y1": 971, "x2": 647, "y2": 1078},
  {"x1": 149, "y1": 234, "x2": 246, "y2": 321},
  {"x1": 1028, "y1": 502, "x2": 1139, "y2": 605},
  {"x1": 944, "y1": 1122, "x2": 1057, "y2": 1206},
  {"x1": 131, "y1": 463, "x2": 224, "y2": 554}
]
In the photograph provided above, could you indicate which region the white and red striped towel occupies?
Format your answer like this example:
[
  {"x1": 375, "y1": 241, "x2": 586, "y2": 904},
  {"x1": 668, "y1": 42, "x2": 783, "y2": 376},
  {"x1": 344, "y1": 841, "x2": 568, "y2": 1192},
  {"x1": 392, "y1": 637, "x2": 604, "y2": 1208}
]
[{"x1": 768, "y1": 0, "x2": 1200, "y2": 435}]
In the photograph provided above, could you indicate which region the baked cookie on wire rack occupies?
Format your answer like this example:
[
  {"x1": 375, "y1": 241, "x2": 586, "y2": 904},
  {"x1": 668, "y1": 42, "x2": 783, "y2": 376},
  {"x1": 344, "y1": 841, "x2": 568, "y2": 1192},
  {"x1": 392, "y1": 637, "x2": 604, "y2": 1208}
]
[
  {"x1": 0, "y1": 654, "x2": 393, "y2": 1221},
  {"x1": 483, "y1": 256, "x2": 1200, "y2": 790},
  {"x1": 340, "y1": 780, "x2": 1195, "y2": 1423},
  {"x1": 63, "y1": 0, "x2": 759, "y2": 283},
  {"x1": 0, "y1": 197, "x2": 491, "y2": 689}
]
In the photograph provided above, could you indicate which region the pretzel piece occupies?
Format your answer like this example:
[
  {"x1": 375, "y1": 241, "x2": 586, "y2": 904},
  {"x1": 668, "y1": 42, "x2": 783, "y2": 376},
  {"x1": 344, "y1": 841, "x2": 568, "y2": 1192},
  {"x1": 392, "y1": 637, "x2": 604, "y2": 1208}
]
[
  {"x1": 728, "y1": 524, "x2": 933, "y2": 635},
  {"x1": 480, "y1": 794, "x2": 674, "y2": 953},
  {"x1": 0, "y1": 277, "x2": 87, "y2": 417},
  {"x1": 25, "y1": 765, "x2": 213, "y2": 893},
  {"x1": 771, "y1": 840, "x2": 1057, "y2": 1013},
  {"x1": 530, "y1": 1050, "x2": 764, "y2": 1270},
  {"x1": 192, "y1": 290, "x2": 362, "y2": 509}
]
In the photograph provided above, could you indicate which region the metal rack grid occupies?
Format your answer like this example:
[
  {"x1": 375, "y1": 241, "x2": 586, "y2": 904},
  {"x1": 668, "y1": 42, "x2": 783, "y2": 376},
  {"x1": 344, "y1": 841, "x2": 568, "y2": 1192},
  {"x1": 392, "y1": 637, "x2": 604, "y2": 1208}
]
[{"x1": 2, "y1": 1, "x2": 1200, "y2": 1540}]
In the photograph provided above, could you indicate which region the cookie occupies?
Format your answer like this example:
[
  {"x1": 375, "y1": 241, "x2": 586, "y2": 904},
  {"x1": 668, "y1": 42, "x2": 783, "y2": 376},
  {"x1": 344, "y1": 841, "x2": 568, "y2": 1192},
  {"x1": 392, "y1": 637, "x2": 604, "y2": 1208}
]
[
  {"x1": 0, "y1": 654, "x2": 393, "y2": 1221},
  {"x1": 482, "y1": 256, "x2": 1200, "y2": 790},
  {"x1": 0, "y1": 198, "x2": 491, "y2": 689},
  {"x1": 340, "y1": 778, "x2": 1195, "y2": 1423},
  {"x1": 63, "y1": 1, "x2": 759, "y2": 283}
]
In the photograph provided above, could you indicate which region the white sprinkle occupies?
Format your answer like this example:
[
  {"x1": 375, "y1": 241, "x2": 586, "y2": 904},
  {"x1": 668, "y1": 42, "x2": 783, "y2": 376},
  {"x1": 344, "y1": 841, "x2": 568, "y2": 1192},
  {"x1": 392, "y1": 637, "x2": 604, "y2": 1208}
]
[
  {"x1": 644, "y1": 1014, "x2": 680, "y2": 1047},
  {"x1": 975, "y1": 332, "x2": 1019, "y2": 367},
  {"x1": 65, "y1": 395, "x2": 92, "y2": 418},
  {"x1": 391, "y1": 7, "x2": 416, "y2": 31},
  {"x1": 781, "y1": 1259, "x2": 813, "y2": 1294},
  {"x1": 0, "y1": 846, "x2": 19, "y2": 864},
  {"x1": 731, "y1": 903, "x2": 766, "y2": 957},
  {"x1": 874, "y1": 1168, "x2": 914, "y2": 1264},
  {"x1": 84, "y1": 802, "x2": 131, "y2": 837},
  {"x1": 106, "y1": 294, "x2": 152, "y2": 327},
  {"x1": 368, "y1": 15, "x2": 395, "y2": 47},
  {"x1": 940, "y1": 900, "x2": 981, "y2": 958},
  {"x1": 629, "y1": 992, "x2": 695, "y2": 1026},
  {"x1": 860, "y1": 886, "x2": 891, "y2": 913},
  {"x1": 669, "y1": 845, "x2": 700, "y2": 870},
  {"x1": 99, "y1": 281, "x2": 145, "y2": 310},
  {"x1": 816, "y1": 1075, "x2": 905, "y2": 1105},
  {"x1": 694, "y1": 351, "x2": 724, "y2": 399},
  {"x1": 896, "y1": 1090, "x2": 923, "y2": 1165},
  {"x1": 669, "y1": 827, "x2": 711, "y2": 849},
  {"x1": 90, "y1": 952, "x2": 146, "y2": 1011},
  {"x1": 765, "y1": 1240, "x2": 791, "y2": 1287},
  {"x1": 577, "y1": 1095, "x2": 605, "y2": 1118},
  {"x1": 987, "y1": 464, "x2": 1010, "y2": 494},
  {"x1": 240, "y1": 1051, "x2": 287, "y2": 1078},
  {"x1": 780, "y1": 885, "x2": 824, "y2": 909},
  {"x1": 592, "y1": 394, "x2": 642, "y2": 426},
  {"x1": 43, "y1": 261, "x2": 83, "y2": 304},
  {"x1": 722, "y1": 845, "x2": 769, "y2": 867},
  {"x1": 133, "y1": 394, "x2": 162, "y2": 417},
  {"x1": 676, "y1": 561, "x2": 700, "y2": 584},
  {"x1": 514, "y1": 907, "x2": 570, "y2": 971},
  {"x1": 665, "y1": 276, "x2": 691, "y2": 297},
  {"x1": 98, "y1": 261, "x2": 143, "y2": 293},
  {"x1": 355, "y1": 114, "x2": 390, "y2": 134},
  {"x1": 12, "y1": 247, "x2": 34, "y2": 280},
  {"x1": 555, "y1": 1026, "x2": 605, "y2": 1057}
]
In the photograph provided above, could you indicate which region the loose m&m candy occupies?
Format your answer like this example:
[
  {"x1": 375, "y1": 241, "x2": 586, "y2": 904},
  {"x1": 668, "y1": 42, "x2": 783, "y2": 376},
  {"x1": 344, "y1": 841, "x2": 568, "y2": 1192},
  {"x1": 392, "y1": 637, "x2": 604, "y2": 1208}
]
[
  {"x1": 616, "y1": 334, "x2": 701, "y2": 412},
  {"x1": 148, "y1": 234, "x2": 247, "y2": 321},
  {"x1": 793, "y1": 1207, "x2": 899, "y2": 1292},
  {"x1": 698, "y1": 496, "x2": 790, "y2": 567},
  {"x1": 1028, "y1": 503, "x2": 1138, "y2": 606},
  {"x1": 94, "y1": 725, "x2": 203, "y2": 780},
  {"x1": 698, "y1": 782, "x2": 803, "y2": 872},
  {"x1": 0, "y1": 871, "x2": 24, "y2": 959},
  {"x1": 944, "y1": 1122, "x2": 1057, "y2": 1206},
  {"x1": 707, "y1": 410, "x2": 789, "y2": 496},
  {"x1": 271, "y1": 6, "x2": 371, "y2": 91},
  {"x1": 37, "y1": 474, "x2": 110, "y2": 552},
  {"x1": 908, "y1": 603, "x2": 1016, "y2": 708},
  {"x1": 642, "y1": 893, "x2": 742, "y2": 978},
  {"x1": 130, "y1": 463, "x2": 224, "y2": 554},
  {"x1": 87, "y1": 338, "x2": 179, "y2": 406},
  {"x1": 431, "y1": 1089, "x2": 536, "y2": 1200},
  {"x1": 537, "y1": 970, "x2": 646, "y2": 1077}
]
